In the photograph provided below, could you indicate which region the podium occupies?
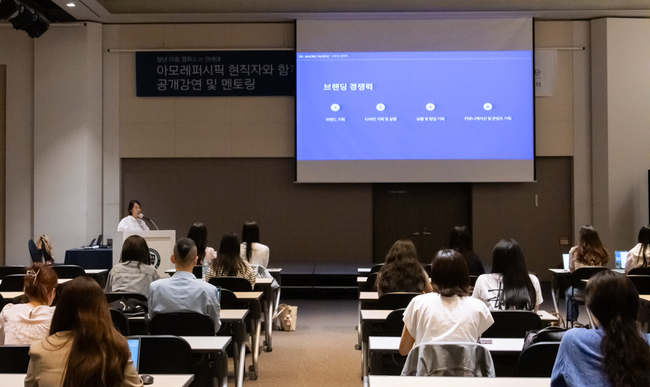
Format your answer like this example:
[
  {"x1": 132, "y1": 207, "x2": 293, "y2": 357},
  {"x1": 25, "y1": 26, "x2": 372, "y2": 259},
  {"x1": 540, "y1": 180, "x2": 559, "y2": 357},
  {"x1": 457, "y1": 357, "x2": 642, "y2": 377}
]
[{"x1": 113, "y1": 230, "x2": 176, "y2": 278}]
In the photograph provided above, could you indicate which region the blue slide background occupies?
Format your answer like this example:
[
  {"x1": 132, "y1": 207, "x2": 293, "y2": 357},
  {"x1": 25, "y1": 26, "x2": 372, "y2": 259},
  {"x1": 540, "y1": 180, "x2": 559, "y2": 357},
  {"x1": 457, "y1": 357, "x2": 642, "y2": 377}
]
[{"x1": 296, "y1": 51, "x2": 533, "y2": 161}]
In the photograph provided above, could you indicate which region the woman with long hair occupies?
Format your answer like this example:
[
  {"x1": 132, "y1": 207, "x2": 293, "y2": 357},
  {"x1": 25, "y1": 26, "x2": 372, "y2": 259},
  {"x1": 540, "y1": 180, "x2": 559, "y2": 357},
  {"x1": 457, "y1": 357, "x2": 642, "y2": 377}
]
[
  {"x1": 472, "y1": 239, "x2": 542, "y2": 311},
  {"x1": 0, "y1": 263, "x2": 57, "y2": 345},
  {"x1": 207, "y1": 233, "x2": 256, "y2": 289},
  {"x1": 566, "y1": 225, "x2": 609, "y2": 323},
  {"x1": 240, "y1": 221, "x2": 270, "y2": 267},
  {"x1": 105, "y1": 235, "x2": 160, "y2": 296},
  {"x1": 448, "y1": 226, "x2": 485, "y2": 276},
  {"x1": 25, "y1": 276, "x2": 143, "y2": 387},
  {"x1": 376, "y1": 239, "x2": 433, "y2": 296},
  {"x1": 187, "y1": 222, "x2": 217, "y2": 265},
  {"x1": 625, "y1": 225, "x2": 650, "y2": 274},
  {"x1": 383, "y1": 239, "x2": 418, "y2": 265},
  {"x1": 551, "y1": 270, "x2": 650, "y2": 387},
  {"x1": 398, "y1": 249, "x2": 493, "y2": 356},
  {"x1": 570, "y1": 225, "x2": 609, "y2": 270}
]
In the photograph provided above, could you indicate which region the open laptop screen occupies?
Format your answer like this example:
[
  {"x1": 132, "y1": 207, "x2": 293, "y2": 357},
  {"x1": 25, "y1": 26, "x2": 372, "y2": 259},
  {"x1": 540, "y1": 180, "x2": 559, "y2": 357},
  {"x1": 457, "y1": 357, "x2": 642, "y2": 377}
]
[
  {"x1": 562, "y1": 254, "x2": 570, "y2": 270},
  {"x1": 615, "y1": 251, "x2": 628, "y2": 270},
  {"x1": 127, "y1": 338, "x2": 141, "y2": 372}
]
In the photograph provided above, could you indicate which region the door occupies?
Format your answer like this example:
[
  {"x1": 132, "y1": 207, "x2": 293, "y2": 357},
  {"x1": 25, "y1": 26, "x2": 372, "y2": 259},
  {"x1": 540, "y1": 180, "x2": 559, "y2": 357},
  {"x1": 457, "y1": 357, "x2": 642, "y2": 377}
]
[{"x1": 373, "y1": 183, "x2": 471, "y2": 263}]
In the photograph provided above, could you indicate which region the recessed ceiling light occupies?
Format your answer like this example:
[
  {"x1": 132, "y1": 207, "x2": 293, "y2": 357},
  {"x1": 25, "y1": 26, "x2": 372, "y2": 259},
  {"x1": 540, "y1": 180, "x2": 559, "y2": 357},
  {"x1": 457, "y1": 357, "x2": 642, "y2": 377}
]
[{"x1": 66, "y1": 2, "x2": 76, "y2": 7}]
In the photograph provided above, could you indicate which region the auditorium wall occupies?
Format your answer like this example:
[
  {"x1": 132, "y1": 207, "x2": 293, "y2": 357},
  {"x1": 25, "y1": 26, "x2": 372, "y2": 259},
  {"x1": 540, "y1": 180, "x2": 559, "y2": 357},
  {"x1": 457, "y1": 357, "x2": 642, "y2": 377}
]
[{"x1": 1, "y1": 18, "x2": 648, "y2": 275}]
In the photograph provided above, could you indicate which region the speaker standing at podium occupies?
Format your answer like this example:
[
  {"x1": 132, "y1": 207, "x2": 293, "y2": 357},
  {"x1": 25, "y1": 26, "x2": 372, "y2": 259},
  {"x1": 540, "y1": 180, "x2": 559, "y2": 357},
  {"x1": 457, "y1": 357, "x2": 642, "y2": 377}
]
[{"x1": 117, "y1": 200, "x2": 150, "y2": 232}]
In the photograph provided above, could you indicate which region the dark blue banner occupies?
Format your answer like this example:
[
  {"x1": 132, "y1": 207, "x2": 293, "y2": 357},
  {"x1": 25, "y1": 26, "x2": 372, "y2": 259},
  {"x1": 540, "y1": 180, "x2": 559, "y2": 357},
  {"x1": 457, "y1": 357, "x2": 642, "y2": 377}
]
[{"x1": 136, "y1": 50, "x2": 295, "y2": 97}]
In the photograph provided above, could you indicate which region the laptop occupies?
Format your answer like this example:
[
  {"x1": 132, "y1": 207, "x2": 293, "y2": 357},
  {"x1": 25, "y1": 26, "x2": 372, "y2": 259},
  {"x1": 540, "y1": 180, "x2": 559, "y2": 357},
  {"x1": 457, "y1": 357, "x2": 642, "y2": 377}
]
[
  {"x1": 615, "y1": 251, "x2": 629, "y2": 270},
  {"x1": 127, "y1": 338, "x2": 141, "y2": 372},
  {"x1": 562, "y1": 253, "x2": 570, "y2": 270}
]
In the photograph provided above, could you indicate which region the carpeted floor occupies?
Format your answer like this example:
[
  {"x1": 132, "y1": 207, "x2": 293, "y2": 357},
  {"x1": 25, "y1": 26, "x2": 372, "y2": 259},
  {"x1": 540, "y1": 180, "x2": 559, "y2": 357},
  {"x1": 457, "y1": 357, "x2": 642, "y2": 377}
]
[{"x1": 241, "y1": 299, "x2": 362, "y2": 387}]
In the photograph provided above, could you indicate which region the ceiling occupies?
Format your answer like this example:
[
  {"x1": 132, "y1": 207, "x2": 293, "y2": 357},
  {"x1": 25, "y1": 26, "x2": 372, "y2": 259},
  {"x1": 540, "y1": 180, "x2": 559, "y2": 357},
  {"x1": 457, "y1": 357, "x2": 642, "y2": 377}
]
[{"x1": 47, "y1": 0, "x2": 650, "y2": 23}]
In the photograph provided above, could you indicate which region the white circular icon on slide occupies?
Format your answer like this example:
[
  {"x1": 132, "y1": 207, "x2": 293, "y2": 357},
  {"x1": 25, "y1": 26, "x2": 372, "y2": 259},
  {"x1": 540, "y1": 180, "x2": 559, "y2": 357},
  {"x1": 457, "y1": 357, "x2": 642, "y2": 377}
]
[
  {"x1": 376, "y1": 103, "x2": 386, "y2": 112},
  {"x1": 426, "y1": 103, "x2": 436, "y2": 111},
  {"x1": 483, "y1": 103, "x2": 493, "y2": 111},
  {"x1": 331, "y1": 104, "x2": 340, "y2": 112}
]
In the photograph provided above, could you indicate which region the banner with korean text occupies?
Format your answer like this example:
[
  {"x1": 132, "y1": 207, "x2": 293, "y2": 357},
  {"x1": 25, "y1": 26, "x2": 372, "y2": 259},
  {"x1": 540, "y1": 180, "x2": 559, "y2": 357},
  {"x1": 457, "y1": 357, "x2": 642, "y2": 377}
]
[{"x1": 136, "y1": 50, "x2": 295, "y2": 97}]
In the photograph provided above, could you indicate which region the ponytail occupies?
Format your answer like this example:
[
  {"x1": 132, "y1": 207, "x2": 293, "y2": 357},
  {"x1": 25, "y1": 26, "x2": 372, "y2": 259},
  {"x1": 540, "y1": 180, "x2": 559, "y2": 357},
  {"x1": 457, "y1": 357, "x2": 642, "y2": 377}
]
[
  {"x1": 600, "y1": 314, "x2": 650, "y2": 387},
  {"x1": 586, "y1": 270, "x2": 650, "y2": 387}
]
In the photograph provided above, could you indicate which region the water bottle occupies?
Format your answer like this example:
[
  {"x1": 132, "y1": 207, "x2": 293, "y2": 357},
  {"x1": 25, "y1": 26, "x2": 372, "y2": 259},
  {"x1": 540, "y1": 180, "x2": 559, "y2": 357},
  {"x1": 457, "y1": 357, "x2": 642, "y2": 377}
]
[{"x1": 202, "y1": 258, "x2": 209, "y2": 280}]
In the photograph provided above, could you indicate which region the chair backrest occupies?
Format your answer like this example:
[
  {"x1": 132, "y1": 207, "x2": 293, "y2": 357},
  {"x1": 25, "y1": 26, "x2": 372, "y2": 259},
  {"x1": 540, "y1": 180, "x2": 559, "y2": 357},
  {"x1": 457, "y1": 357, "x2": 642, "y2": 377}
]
[
  {"x1": 219, "y1": 288, "x2": 239, "y2": 309},
  {"x1": 376, "y1": 292, "x2": 419, "y2": 310},
  {"x1": 627, "y1": 275, "x2": 650, "y2": 295},
  {"x1": 469, "y1": 275, "x2": 479, "y2": 287},
  {"x1": 192, "y1": 265, "x2": 203, "y2": 278},
  {"x1": 571, "y1": 266, "x2": 609, "y2": 293},
  {"x1": 28, "y1": 239, "x2": 40, "y2": 263},
  {"x1": 513, "y1": 342, "x2": 561, "y2": 377},
  {"x1": 401, "y1": 342, "x2": 495, "y2": 377},
  {"x1": 361, "y1": 273, "x2": 378, "y2": 292},
  {"x1": 0, "y1": 266, "x2": 25, "y2": 280},
  {"x1": 110, "y1": 309, "x2": 130, "y2": 336},
  {"x1": 208, "y1": 276, "x2": 251, "y2": 292},
  {"x1": 0, "y1": 345, "x2": 31, "y2": 373},
  {"x1": 369, "y1": 263, "x2": 384, "y2": 275},
  {"x1": 0, "y1": 274, "x2": 25, "y2": 291},
  {"x1": 382, "y1": 308, "x2": 406, "y2": 336},
  {"x1": 105, "y1": 292, "x2": 148, "y2": 303},
  {"x1": 481, "y1": 310, "x2": 542, "y2": 338},
  {"x1": 51, "y1": 264, "x2": 85, "y2": 279},
  {"x1": 132, "y1": 335, "x2": 193, "y2": 374},
  {"x1": 629, "y1": 266, "x2": 650, "y2": 275},
  {"x1": 96, "y1": 234, "x2": 103, "y2": 246},
  {"x1": 149, "y1": 312, "x2": 216, "y2": 336}
]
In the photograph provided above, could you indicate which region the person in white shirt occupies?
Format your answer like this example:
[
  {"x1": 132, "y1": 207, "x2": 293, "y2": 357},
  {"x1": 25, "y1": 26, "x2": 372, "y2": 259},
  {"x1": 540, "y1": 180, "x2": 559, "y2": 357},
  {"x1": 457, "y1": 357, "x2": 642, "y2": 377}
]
[
  {"x1": 399, "y1": 249, "x2": 493, "y2": 356},
  {"x1": 0, "y1": 263, "x2": 57, "y2": 345},
  {"x1": 625, "y1": 225, "x2": 650, "y2": 274},
  {"x1": 472, "y1": 238, "x2": 543, "y2": 312},
  {"x1": 240, "y1": 221, "x2": 269, "y2": 267},
  {"x1": 117, "y1": 200, "x2": 150, "y2": 232},
  {"x1": 187, "y1": 222, "x2": 217, "y2": 265}
]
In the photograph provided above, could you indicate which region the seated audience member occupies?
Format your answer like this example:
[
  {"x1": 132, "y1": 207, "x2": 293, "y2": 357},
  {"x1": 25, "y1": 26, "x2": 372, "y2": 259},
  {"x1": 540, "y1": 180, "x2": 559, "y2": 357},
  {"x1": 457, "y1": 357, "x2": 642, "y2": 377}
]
[
  {"x1": 551, "y1": 270, "x2": 650, "y2": 387},
  {"x1": 36, "y1": 234, "x2": 55, "y2": 265},
  {"x1": 0, "y1": 263, "x2": 57, "y2": 345},
  {"x1": 566, "y1": 225, "x2": 609, "y2": 324},
  {"x1": 149, "y1": 238, "x2": 221, "y2": 332},
  {"x1": 399, "y1": 249, "x2": 493, "y2": 356},
  {"x1": 25, "y1": 276, "x2": 143, "y2": 387},
  {"x1": 472, "y1": 238, "x2": 542, "y2": 312},
  {"x1": 105, "y1": 235, "x2": 160, "y2": 296},
  {"x1": 188, "y1": 222, "x2": 217, "y2": 265},
  {"x1": 208, "y1": 233, "x2": 256, "y2": 289},
  {"x1": 448, "y1": 225, "x2": 485, "y2": 276},
  {"x1": 377, "y1": 239, "x2": 433, "y2": 296},
  {"x1": 240, "y1": 221, "x2": 269, "y2": 267},
  {"x1": 625, "y1": 225, "x2": 650, "y2": 274}
]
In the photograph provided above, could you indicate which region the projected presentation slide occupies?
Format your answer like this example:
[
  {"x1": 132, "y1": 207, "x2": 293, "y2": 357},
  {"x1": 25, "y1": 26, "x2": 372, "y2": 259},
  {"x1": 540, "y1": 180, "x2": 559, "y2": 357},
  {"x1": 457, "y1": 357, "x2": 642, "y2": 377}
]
[{"x1": 296, "y1": 51, "x2": 533, "y2": 162}]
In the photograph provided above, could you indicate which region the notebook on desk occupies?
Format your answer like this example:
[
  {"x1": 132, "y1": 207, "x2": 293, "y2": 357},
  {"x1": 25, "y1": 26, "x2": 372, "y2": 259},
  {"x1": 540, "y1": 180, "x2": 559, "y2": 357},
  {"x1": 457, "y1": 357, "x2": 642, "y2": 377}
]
[{"x1": 615, "y1": 251, "x2": 628, "y2": 270}]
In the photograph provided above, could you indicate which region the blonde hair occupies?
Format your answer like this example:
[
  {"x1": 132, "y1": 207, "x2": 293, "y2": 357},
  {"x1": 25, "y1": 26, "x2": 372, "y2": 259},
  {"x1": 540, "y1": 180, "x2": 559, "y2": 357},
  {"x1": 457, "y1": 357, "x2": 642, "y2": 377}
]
[{"x1": 36, "y1": 235, "x2": 54, "y2": 263}]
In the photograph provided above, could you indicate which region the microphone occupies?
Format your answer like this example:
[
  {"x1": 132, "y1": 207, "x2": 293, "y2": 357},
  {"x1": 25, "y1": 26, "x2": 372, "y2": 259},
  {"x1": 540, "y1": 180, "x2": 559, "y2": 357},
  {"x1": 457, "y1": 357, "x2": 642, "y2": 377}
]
[{"x1": 139, "y1": 213, "x2": 159, "y2": 230}]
